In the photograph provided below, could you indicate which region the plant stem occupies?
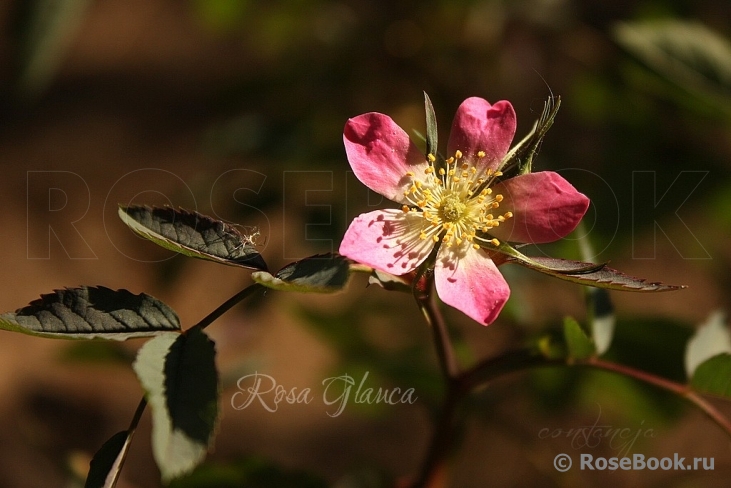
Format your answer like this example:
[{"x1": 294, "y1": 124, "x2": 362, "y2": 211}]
[
  {"x1": 421, "y1": 296, "x2": 459, "y2": 379},
  {"x1": 414, "y1": 276, "x2": 459, "y2": 379},
  {"x1": 411, "y1": 273, "x2": 462, "y2": 487},
  {"x1": 93, "y1": 283, "x2": 264, "y2": 487},
  {"x1": 409, "y1": 382, "x2": 462, "y2": 488}
]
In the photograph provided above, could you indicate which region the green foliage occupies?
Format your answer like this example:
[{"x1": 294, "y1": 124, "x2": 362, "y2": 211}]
[
  {"x1": 168, "y1": 457, "x2": 327, "y2": 488},
  {"x1": 0, "y1": 286, "x2": 180, "y2": 340},
  {"x1": 614, "y1": 19, "x2": 731, "y2": 118},
  {"x1": 563, "y1": 317, "x2": 595, "y2": 360},
  {"x1": 133, "y1": 329, "x2": 219, "y2": 482},
  {"x1": 119, "y1": 206, "x2": 267, "y2": 271},
  {"x1": 691, "y1": 354, "x2": 731, "y2": 398},
  {"x1": 13, "y1": 0, "x2": 92, "y2": 98}
]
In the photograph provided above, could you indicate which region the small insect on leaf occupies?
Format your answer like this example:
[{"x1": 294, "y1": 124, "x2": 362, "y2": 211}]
[{"x1": 119, "y1": 205, "x2": 268, "y2": 271}]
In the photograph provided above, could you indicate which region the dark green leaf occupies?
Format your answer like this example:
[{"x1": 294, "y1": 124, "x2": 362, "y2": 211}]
[
  {"x1": 563, "y1": 317, "x2": 595, "y2": 360},
  {"x1": 133, "y1": 328, "x2": 219, "y2": 482},
  {"x1": 84, "y1": 430, "x2": 131, "y2": 488},
  {"x1": 119, "y1": 205, "x2": 267, "y2": 271},
  {"x1": 423, "y1": 92, "x2": 438, "y2": 160},
  {"x1": 690, "y1": 353, "x2": 731, "y2": 398},
  {"x1": 0, "y1": 286, "x2": 180, "y2": 340},
  {"x1": 252, "y1": 253, "x2": 351, "y2": 293},
  {"x1": 506, "y1": 256, "x2": 685, "y2": 292}
]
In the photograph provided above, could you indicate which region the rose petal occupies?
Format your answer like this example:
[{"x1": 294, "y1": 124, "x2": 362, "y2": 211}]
[
  {"x1": 339, "y1": 209, "x2": 433, "y2": 274},
  {"x1": 344, "y1": 113, "x2": 428, "y2": 203},
  {"x1": 435, "y1": 246, "x2": 510, "y2": 325},
  {"x1": 447, "y1": 98, "x2": 516, "y2": 169},
  {"x1": 489, "y1": 171, "x2": 590, "y2": 244}
]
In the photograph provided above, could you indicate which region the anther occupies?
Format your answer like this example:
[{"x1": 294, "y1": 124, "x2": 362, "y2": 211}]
[{"x1": 428, "y1": 154, "x2": 436, "y2": 163}]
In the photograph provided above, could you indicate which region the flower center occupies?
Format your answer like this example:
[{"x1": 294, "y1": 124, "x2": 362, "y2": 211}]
[
  {"x1": 439, "y1": 194, "x2": 466, "y2": 222},
  {"x1": 401, "y1": 150, "x2": 513, "y2": 251}
]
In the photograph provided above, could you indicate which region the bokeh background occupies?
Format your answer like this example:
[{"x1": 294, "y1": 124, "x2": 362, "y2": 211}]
[{"x1": 0, "y1": 0, "x2": 730, "y2": 486}]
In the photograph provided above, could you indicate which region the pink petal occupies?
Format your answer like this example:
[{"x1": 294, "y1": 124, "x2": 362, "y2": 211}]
[
  {"x1": 339, "y1": 209, "x2": 433, "y2": 274},
  {"x1": 447, "y1": 98, "x2": 516, "y2": 168},
  {"x1": 489, "y1": 171, "x2": 590, "y2": 244},
  {"x1": 344, "y1": 113, "x2": 428, "y2": 203},
  {"x1": 435, "y1": 246, "x2": 510, "y2": 325}
]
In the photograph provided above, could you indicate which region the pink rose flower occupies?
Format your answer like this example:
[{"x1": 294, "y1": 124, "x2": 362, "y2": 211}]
[{"x1": 339, "y1": 97, "x2": 590, "y2": 325}]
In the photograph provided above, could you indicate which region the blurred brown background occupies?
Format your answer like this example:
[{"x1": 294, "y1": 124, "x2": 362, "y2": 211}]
[{"x1": 0, "y1": 0, "x2": 730, "y2": 486}]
